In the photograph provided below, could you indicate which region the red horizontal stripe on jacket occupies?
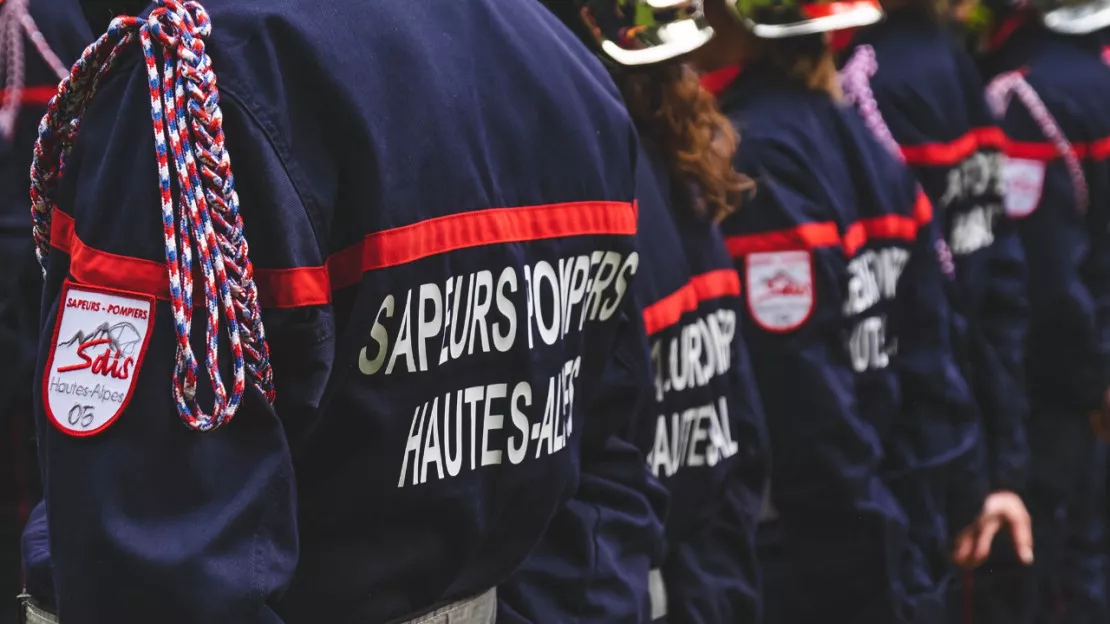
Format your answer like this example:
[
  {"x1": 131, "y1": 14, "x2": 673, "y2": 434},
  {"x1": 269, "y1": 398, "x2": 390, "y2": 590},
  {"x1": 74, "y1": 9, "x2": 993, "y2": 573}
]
[
  {"x1": 1003, "y1": 135, "x2": 1110, "y2": 162},
  {"x1": 52, "y1": 200, "x2": 638, "y2": 308},
  {"x1": 899, "y1": 127, "x2": 1005, "y2": 166},
  {"x1": 642, "y1": 268, "x2": 742, "y2": 336},
  {"x1": 691, "y1": 268, "x2": 741, "y2": 303},
  {"x1": 725, "y1": 222, "x2": 840, "y2": 256},
  {"x1": 0, "y1": 85, "x2": 57, "y2": 108},
  {"x1": 52, "y1": 210, "x2": 171, "y2": 299},
  {"x1": 326, "y1": 201, "x2": 638, "y2": 290},
  {"x1": 726, "y1": 192, "x2": 932, "y2": 258}
]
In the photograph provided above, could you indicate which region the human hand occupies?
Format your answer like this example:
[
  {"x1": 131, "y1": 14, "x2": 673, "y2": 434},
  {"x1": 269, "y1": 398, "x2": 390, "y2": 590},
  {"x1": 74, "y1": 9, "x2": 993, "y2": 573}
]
[{"x1": 952, "y1": 490, "x2": 1033, "y2": 570}]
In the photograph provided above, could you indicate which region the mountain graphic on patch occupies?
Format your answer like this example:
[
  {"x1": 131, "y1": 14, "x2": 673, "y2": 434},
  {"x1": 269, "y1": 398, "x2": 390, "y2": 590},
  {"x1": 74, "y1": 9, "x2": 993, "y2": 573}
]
[
  {"x1": 759, "y1": 271, "x2": 810, "y2": 299},
  {"x1": 44, "y1": 283, "x2": 156, "y2": 437},
  {"x1": 746, "y1": 250, "x2": 813, "y2": 332},
  {"x1": 59, "y1": 321, "x2": 142, "y2": 357}
]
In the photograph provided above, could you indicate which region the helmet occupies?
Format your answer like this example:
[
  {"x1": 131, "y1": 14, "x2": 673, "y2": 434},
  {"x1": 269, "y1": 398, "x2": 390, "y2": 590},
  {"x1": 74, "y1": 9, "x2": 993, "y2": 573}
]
[
  {"x1": 977, "y1": 0, "x2": 1110, "y2": 35},
  {"x1": 1037, "y1": 0, "x2": 1110, "y2": 34},
  {"x1": 545, "y1": 0, "x2": 715, "y2": 66},
  {"x1": 725, "y1": 0, "x2": 883, "y2": 38}
]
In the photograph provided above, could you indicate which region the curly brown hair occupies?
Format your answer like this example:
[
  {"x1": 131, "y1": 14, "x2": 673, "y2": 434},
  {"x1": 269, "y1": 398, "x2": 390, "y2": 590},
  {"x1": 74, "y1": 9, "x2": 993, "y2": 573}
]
[{"x1": 615, "y1": 63, "x2": 752, "y2": 223}]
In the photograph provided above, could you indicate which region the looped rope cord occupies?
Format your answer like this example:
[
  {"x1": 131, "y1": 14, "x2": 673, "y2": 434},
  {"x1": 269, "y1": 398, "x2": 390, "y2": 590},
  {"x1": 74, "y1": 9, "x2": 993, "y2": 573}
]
[
  {"x1": 839, "y1": 45, "x2": 957, "y2": 279},
  {"x1": 839, "y1": 45, "x2": 904, "y2": 161},
  {"x1": 987, "y1": 70, "x2": 1089, "y2": 214},
  {"x1": 0, "y1": 0, "x2": 70, "y2": 139},
  {"x1": 30, "y1": 0, "x2": 274, "y2": 432}
]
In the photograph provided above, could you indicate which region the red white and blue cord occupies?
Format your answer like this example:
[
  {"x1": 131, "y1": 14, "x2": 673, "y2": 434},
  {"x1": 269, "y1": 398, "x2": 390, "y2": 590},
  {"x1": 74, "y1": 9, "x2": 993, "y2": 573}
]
[{"x1": 30, "y1": 0, "x2": 274, "y2": 432}]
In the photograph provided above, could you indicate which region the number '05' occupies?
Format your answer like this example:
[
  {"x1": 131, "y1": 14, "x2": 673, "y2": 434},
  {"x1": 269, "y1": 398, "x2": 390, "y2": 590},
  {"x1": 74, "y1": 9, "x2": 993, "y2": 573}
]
[{"x1": 67, "y1": 404, "x2": 95, "y2": 429}]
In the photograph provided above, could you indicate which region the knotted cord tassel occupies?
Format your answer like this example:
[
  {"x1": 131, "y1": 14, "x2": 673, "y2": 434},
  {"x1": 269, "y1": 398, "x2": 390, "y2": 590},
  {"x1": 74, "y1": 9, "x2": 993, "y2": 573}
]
[{"x1": 30, "y1": 0, "x2": 274, "y2": 432}]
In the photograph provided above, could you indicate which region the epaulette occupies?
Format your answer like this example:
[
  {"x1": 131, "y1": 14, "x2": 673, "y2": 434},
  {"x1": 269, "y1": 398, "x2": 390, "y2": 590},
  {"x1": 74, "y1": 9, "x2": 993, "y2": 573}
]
[{"x1": 30, "y1": 0, "x2": 274, "y2": 431}]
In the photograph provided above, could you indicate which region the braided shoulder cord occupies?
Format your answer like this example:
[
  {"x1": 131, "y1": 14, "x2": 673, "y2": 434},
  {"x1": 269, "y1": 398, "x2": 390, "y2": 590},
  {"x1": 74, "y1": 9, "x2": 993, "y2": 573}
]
[
  {"x1": 986, "y1": 70, "x2": 1089, "y2": 214},
  {"x1": 30, "y1": 0, "x2": 274, "y2": 432},
  {"x1": 839, "y1": 45, "x2": 904, "y2": 161},
  {"x1": 0, "y1": 0, "x2": 70, "y2": 139},
  {"x1": 839, "y1": 44, "x2": 958, "y2": 279}
]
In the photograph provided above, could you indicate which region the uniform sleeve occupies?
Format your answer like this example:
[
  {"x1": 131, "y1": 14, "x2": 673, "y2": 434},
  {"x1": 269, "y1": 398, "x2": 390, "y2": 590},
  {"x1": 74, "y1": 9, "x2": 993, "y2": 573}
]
[
  {"x1": 651, "y1": 477, "x2": 763, "y2": 624},
  {"x1": 660, "y1": 484, "x2": 760, "y2": 623},
  {"x1": 956, "y1": 55, "x2": 1031, "y2": 494},
  {"x1": 727, "y1": 334, "x2": 771, "y2": 524},
  {"x1": 658, "y1": 312, "x2": 767, "y2": 622},
  {"x1": 34, "y1": 62, "x2": 327, "y2": 622},
  {"x1": 998, "y1": 94, "x2": 1110, "y2": 415},
  {"x1": 720, "y1": 157, "x2": 918, "y2": 615},
  {"x1": 968, "y1": 201, "x2": 1031, "y2": 493},
  {"x1": 889, "y1": 191, "x2": 988, "y2": 529},
  {"x1": 497, "y1": 292, "x2": 667, "y2": 624}
]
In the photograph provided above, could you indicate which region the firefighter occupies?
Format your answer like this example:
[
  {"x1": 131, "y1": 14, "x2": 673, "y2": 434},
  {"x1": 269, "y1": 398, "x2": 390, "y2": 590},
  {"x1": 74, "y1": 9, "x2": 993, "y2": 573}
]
[
  {"x1": 983, "y1": 0, "x2": 1110, "y2": 619},
  {"x1": 19, "y1": 0, "x2": 654, "y2": 621},
  {"x1": 693, "y1": 0, "x2": 983, "y2": 620},
  {"x1": 502, "y1": 2, "x2": 769, "y2": 622},
  {"x1": 837, "y1": 2, "x2": 1036, "y2": 620}
]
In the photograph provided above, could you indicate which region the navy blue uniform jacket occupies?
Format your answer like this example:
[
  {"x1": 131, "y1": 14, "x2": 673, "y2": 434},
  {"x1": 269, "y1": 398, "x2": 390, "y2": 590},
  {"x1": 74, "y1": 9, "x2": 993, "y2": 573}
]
[
  {"x1": 843, "y1": 7, "x2": 1031, "y2": 495},
  {"x1": 499, "y1": 135, "x2": 770, "y2": 624},
  {"x1": 25, "y1": 1, "x2": 653, "y2": 622},
  {"x1": 717, "y1": 67, "x2": 980, "y2": 623},
  {"x1": 498, "y1": 140, "x2": 668, "y2": 624},
  {"x1": 984, "y1": 22, "x2": 1110, "y2": 421},
  {"x1": 635, "y1": 140, "x2": 766, "y2": 624}
]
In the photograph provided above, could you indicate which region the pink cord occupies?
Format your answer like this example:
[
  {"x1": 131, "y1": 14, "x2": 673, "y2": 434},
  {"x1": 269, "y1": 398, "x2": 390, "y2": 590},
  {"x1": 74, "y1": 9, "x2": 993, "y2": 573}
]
[
  {"x1": 840, "y1": 45, "x2": 904, "y2": 161},
  {"x1": 987, "y1": 70, "x2": 1089, "y2": 214},
  {"x1": 0, "y1": 0, "x2": 68, "y2": 139}
]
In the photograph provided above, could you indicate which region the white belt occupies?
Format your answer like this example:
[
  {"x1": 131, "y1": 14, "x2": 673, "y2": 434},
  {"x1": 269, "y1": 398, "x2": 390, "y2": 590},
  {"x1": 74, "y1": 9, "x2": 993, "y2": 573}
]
[
  {"x1": 649, "y1": 568, "x2": 667, "y2": 621},
  {"x1": 20, "y1": 588, "x2": 496, "y2": 624}
]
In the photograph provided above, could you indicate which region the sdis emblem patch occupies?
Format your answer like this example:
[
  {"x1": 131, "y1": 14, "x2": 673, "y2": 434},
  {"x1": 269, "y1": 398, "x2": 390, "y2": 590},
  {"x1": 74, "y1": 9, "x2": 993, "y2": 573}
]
[
  {"x1": 43, "y1": 281, "x2": 155, "y2": 437},
  {"x1": 746, "y1": 250, "x2": 814, "y2": 333},
  {"x1": 1002, "y1": 158, "x2": 1045, "y2": 219}
]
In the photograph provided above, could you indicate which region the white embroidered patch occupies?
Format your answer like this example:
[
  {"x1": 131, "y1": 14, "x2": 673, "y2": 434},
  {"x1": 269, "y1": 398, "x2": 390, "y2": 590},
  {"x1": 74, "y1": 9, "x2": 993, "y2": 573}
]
[
  {"x1": 1003, "y1": 158, "x2": 1046, "y2": 219},
  {"x1": 746, "y1": 251, "x2": 814, "y2": 332},
  {"x1": 43, "y1": 282, "x2": 155, "y2": 437}
]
